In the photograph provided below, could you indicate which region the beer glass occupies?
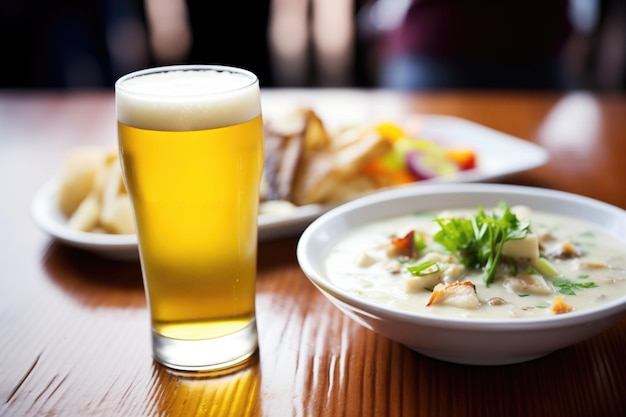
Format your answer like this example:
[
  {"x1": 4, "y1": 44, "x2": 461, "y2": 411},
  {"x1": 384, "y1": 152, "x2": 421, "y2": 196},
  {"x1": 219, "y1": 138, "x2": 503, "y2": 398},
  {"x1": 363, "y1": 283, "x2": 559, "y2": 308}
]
[{"x1": 115, "y1": 65, "x2": 263, "y2": 371}]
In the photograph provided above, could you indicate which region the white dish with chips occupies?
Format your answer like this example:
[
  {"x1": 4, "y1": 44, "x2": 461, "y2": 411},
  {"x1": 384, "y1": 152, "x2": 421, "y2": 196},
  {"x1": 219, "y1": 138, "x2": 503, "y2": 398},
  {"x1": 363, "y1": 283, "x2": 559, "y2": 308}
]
[
  {"x1": 32, "y1": 115, "x2": 547, "y2": 259},
  {"x1": 32, "y1": 179, "x2": 139, "y2": 260}
]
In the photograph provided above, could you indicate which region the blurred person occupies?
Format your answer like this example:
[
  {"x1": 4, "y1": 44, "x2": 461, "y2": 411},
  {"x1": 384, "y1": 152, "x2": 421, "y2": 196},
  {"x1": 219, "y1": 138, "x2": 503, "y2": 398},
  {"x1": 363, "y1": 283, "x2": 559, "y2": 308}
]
[
  {"x1": 572, "y1": 0, "x2": 626, "y2": 90},
  {"x1": 142, "y1": 1, "x2": 273, "y2": 85},
  {"x1": 268, "y1": 0, "x2": 355, "y2": 86},
  {"x1": 179, "y1": 0, "x2": 273, "y2": 86},
  {"x1": 143, "y1": 0, "x2": 192, "y2": 64},
  {"x1": 358, "y1": 0, "x2": 574, "y2": 90}
]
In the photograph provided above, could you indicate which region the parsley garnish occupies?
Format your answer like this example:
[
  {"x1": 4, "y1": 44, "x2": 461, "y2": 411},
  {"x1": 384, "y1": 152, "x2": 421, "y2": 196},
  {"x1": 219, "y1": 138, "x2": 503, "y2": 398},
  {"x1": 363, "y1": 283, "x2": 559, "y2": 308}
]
[
  {"x1": 432, "y1": 201, "x2": 530, "y2": 286},
  {"x1": 552, "y1": 278, "x2": 598, "y2": 295}
]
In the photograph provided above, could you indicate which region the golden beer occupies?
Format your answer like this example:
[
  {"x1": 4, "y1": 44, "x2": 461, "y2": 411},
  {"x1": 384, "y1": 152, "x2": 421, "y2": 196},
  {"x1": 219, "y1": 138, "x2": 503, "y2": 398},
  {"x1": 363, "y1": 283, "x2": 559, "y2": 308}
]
[{"x1": 116, "y1": 65, "x2": 263, "y2": 371}]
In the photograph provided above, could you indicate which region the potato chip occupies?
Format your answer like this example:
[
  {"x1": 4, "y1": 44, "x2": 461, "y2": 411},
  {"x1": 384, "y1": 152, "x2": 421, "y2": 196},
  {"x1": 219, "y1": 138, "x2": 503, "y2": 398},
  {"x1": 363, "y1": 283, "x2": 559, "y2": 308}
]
[
  {"x1": 66, "y1": 193, "x2": 101, "y2": 232},
  {"x1": 58, "y1": 146, "x2": 134, "y2": 234},
  {"x1": 100, "y1": 195, "x2": 135, "y2": 234},
  {"x1": 57, "y1": 147, "x2": 107, "y2": 216}
]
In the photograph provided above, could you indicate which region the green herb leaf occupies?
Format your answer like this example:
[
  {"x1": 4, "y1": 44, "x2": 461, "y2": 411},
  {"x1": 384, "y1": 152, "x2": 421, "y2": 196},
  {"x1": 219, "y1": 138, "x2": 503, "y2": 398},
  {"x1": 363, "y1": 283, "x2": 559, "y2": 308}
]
[
  {"x1": 552, "y1": 278, "x2": 599, "y2": 295},
  {"x1": 433, "y1": 201, "x2": 530, "y2": 286}
]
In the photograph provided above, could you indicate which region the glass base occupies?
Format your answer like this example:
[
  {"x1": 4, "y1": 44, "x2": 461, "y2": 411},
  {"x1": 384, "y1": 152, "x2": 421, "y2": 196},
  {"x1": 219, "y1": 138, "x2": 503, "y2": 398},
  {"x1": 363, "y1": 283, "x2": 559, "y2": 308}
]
[{"x1": 152, "y1": 319, "x2": 258, "y2": 372}]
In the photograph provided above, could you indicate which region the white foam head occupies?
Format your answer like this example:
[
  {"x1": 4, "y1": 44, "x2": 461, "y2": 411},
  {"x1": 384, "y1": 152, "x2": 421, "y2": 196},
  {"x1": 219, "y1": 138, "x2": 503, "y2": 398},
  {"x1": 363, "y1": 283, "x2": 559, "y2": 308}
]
[{"x1": 115, "y1": 65, "x2": 261, "y2": 131}]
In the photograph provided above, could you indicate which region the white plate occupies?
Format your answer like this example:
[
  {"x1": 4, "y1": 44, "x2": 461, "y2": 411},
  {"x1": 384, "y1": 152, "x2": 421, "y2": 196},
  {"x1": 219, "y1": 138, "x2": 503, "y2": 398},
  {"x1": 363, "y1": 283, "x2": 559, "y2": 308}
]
[
  {"x1": 32, "y1": 115, "x2": 547, "y2": 259},
  {"x1": 259, "y1": 115, "x2": 548, "y2": 239},
  {"x1": 31, "y1": 180, "x2": 139, "y2": 260}
]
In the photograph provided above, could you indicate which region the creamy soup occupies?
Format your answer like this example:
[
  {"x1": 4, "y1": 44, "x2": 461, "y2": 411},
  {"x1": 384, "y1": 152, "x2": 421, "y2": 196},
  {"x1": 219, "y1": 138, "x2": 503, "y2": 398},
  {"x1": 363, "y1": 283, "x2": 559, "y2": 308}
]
[{"x1": 324, "y1": 206, "x2": 626, "y2": 319}]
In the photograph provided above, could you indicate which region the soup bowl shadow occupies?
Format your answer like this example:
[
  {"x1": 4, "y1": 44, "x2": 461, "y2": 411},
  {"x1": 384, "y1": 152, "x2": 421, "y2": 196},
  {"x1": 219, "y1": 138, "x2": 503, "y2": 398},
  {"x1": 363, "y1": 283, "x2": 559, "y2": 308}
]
[{"x1": 296, "y1": 183, "x2": 626, "y2": 365}]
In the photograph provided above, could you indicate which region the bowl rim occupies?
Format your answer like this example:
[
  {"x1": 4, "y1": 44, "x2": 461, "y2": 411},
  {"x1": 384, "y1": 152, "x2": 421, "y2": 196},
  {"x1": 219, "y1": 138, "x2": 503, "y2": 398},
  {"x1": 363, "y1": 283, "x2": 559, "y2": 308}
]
[{"x1": 296, "y1": 183, "x2": 626, "y2": 330}]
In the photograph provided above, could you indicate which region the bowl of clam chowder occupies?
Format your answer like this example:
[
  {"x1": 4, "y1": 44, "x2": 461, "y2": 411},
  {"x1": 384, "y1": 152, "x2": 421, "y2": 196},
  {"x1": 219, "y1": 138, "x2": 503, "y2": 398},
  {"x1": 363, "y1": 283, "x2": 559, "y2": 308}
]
[{"x1": 296, "y1": 183, "x2": 626, "y2": 365}]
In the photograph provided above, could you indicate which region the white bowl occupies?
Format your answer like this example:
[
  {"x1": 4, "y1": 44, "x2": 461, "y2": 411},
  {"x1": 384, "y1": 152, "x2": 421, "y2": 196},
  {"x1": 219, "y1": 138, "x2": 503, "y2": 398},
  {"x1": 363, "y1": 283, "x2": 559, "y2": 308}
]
[{"x1": 296, "y1": 183, "x2": 626, "y2": 365}]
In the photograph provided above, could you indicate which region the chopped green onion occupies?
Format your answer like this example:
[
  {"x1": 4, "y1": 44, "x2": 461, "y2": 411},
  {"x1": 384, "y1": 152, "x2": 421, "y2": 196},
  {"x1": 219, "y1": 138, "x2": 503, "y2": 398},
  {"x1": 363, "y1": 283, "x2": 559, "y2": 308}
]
[
  {"x1": 532, "y1": 257, "x2": 560, "y2": 278},
  {"x1": 414, "y1": 231, "x2": 427, "y2": 252},
  {"x1": 407, "y1": 261, "x2": 439, "y2": 276}
]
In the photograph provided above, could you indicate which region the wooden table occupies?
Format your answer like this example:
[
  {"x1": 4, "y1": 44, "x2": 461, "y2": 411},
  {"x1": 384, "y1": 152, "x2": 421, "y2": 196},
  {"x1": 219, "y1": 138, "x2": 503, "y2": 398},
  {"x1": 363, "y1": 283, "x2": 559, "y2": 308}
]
[{"x1": 1, "y1": 89, "x2": 625, "y2": 417}]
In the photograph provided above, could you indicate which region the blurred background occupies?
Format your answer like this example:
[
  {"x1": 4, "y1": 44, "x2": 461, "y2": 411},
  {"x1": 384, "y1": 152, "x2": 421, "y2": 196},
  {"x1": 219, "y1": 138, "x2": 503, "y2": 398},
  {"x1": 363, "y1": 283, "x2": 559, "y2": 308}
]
[{"x1": 0, "y1": 0, "x2": 624, "y2": 91}]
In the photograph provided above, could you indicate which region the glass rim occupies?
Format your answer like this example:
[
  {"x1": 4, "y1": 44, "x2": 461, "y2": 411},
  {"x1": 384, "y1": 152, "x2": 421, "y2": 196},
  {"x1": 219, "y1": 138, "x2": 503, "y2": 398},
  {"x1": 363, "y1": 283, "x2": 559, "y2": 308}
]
[{"x1": 115, "y1": 64, "x2": 259, "y2": 95}]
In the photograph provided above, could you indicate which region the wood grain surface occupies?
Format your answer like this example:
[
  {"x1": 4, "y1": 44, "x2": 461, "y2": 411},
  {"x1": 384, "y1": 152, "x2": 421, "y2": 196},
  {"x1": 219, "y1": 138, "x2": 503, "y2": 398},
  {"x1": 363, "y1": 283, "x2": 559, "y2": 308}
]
[{"x1": 1, "y1": 90, "x2": 624, "y2": 417}]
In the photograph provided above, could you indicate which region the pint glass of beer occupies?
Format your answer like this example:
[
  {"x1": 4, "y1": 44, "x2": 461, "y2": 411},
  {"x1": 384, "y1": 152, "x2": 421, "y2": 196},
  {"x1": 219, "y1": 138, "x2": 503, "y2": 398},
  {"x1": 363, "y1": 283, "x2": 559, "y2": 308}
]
[{"x1": 115, "y1": 65, "x2": 263, "y2": 371}]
